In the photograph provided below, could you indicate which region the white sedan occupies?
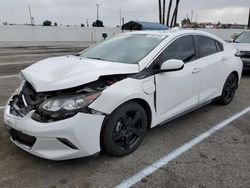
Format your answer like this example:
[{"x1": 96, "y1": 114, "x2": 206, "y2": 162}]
[{"x1": 3, "y1": 29, "x2": 242, "y2": 160}]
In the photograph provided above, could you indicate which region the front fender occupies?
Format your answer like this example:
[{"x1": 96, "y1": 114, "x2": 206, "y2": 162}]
[{"x1": 89, "y1": 77, "x2": 155, "y2": 116}]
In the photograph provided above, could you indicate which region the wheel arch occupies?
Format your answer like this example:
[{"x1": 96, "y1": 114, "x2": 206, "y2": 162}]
[
  {"x1": 99, "y1": 98, "x2": 153, "y2": 152},
  {"x1": 219, "y1": 70, "x2": 239, "y2": 97},
  {"x1": 130, "y1": 98, "x2": 152, "y2": 129},
  {"x1": 100, "y1": 97, "x2": 153, "y2": 130},
  {"x1": 231, "y1": 71, "x2": 239, "y2": 87}
]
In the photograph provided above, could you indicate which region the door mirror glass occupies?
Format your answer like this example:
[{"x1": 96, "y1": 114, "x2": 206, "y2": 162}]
[{"x1": 160, "y1": 59, "x2": 184, "y2": 72}]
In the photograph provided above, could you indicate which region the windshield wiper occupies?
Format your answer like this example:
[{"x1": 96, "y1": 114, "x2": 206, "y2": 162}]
[
  {"x1": 86, "y1": 57, "x2": 117, "y2": 62},
  {"x1": 86, "y1": 57, "x2": 104, "y2": 60}
]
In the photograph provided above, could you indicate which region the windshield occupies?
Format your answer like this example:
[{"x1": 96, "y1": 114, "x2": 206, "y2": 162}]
[
  {"x1": 234, "y1": 31, "x2": 250, "y2": 43},
  {"x1": 80, "y1": 34, "x2": 166, "y2": 64}
]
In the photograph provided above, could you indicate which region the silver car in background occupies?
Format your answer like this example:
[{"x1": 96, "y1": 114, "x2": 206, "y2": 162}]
[{"x1": 232, "y1": 31, "x2": 250, "y2": 71}]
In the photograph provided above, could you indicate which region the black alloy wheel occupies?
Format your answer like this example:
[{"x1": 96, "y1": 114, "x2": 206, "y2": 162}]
[
  {"x1": 102, "y1": 101, "x2": 147, "y2": 157},
  {"x1": 218, "y1": 73, "x2": 238, "y2": 105}
]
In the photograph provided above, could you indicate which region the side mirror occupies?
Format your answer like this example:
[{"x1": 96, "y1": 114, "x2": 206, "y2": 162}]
[{"x1": 160, "y1": 59, "x2": 184, "y2": 72}]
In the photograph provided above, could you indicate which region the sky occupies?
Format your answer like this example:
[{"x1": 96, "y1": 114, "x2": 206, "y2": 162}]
[{"x1": 0, "y1": 0, "x2": 249, "y2": 26}]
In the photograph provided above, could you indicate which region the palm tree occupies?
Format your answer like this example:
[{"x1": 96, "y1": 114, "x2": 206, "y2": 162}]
[
  {"x1": 170, "y1": 0, "x2": 180, "y2": 27},
  {"x1": 174, "y1": 0, "x2": 180, "y2": 26},
  {"x1": 159, "y1": 0, "x2": 162, "y2": 24},
  {"x1": 163, "y1": 0, "x2": 166, "y2": 25},
  {"x1": 166, "y1": 0, "x2": 173, "y2": 26}
]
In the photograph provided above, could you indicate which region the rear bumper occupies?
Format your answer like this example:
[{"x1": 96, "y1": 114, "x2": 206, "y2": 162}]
[{"x1": 3, "y1": 105, "x2": 105, "y2": 160}]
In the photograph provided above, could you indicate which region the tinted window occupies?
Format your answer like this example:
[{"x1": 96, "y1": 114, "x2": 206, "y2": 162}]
[
  {"x1": 197, "y1": 36, "x2": 217, "y2": 57},
  {"x1": 234, "y1": 31, "x2": 250, "y2": 43},
  {"x1": 216, "y1": 41, "x2": 224, "y2": 52},
  {"x1": 154, "y1": 35, "x2": 196, "y2": 66}
]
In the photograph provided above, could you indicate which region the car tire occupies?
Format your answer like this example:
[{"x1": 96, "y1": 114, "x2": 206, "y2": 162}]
[
  {"x1": 102, "y1": 101, "x2": 148, "y2": 157},
  {"x1": 217, "y1": 73, "x2": 238, "y2": 105}
]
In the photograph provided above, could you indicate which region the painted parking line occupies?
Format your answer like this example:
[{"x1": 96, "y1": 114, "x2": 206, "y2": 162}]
[
  {"x1": 0, "y1": 75, "x2": 19, "y2": 79},
  {"x1": 0, "y1": 106, "x2": 5, "y2": 110},
  {"x1": 0, "y1": 61, "x2": 33, "y2": 66},
  {"x1": 116, "y1": 106, "x2": 250, "y2": 188}
]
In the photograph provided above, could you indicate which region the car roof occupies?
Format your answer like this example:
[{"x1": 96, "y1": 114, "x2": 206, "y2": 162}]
[
  {"x1": 123, "y1": 29, "x2": 213, "y2": 36},
  {"x1": 122, "y1": 29, "x2": 225, "y2": 43},
  {"x1": 122, "y1": 29, "x2": 176, "y2": 36},
  {"x1": 122, "y1": 29, "x2": 228, "y2": 70}
]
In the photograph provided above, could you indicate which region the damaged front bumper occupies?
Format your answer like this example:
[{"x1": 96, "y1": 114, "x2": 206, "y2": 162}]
[{"x1": 4, "y1": 104, "x2": 105, "y2": 160}]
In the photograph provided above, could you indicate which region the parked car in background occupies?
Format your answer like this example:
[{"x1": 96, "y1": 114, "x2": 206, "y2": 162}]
[
  {"x1": 232, "y1": 31, "x2": 250, "y2": 71},
  {"x1": 229, "y1": 31, "x2": 242, "y2": 42},
  {"x1": 3, "y1": 30, "x2": 242, "y2": 160}
]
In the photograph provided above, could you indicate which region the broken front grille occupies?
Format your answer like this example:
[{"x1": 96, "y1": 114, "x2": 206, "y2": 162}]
[
  {"x1": 9, "y1": 82, "x2": 46, "y2": 117},
  {"x1": 241, "y1": 51, "x2": 250, "y2": 58}
]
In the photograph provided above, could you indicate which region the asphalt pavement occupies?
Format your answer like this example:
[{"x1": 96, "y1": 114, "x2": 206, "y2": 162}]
[{"x1": 0, "y1": 43, "x2": 249, "y2": 188}]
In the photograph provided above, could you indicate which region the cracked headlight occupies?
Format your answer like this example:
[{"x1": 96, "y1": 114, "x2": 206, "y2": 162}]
[{"x1": 40, "y1": 92, "x2": 101, "y2": 112}]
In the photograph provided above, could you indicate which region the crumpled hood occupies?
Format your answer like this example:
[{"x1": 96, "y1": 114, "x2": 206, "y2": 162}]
[
  {"x1": 232, "y1": 43, "x2": 250, "y2": 52},
  {"x1": 21, "y1": 56, "x2": 139, "y2": 92}
]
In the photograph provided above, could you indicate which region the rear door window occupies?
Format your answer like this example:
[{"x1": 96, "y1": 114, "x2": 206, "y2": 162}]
[{"x1": 197, "y1": 36, "x2": 218, "y2": 57}]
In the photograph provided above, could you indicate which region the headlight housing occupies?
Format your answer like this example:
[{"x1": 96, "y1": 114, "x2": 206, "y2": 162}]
[
  {"x1": 235, "y1": 51, "x2": 246, "y2": 57},
  {"x1": 41, "y1": 92, "x2": 100, "y2": 112},
  {"x1": 36, "y1": 92, "x2": 101, "y2": 121}
]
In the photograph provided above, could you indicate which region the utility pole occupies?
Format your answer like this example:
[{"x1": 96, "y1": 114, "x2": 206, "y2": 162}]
[
  {"x1": 96, "y1": 4, "x2": 100, "y2": 20},
  {"x1": 191, "y1": 10, "x2": 194, "y2": 23},
  {"x1": 28, "y1": 4, "x2": 34, "y2": 25},
  {"x1": 248, "y1": 7, "x2": 250, "y2": 29},
  {"x1": 86, "y1": 19, "x2": 89, "y2": 27},
  {"x1": 119, "y1": 9, "x2": 122, "y2": 27},
  {"x1": 122, "y1": 17, "x2": 125, "y2": 26}
]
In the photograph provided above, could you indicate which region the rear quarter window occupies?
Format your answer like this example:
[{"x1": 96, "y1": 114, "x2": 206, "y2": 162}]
[
  {"x1": 197, "y1": 35, "x2": 218, "y2": 57},
  {"x1": 215, "y1": 41, "x2": 224, "y2": 52}
]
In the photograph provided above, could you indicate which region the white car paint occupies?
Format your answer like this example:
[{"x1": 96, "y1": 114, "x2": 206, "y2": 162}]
[
  {"x1": 155, "y1": 60, "x2": 202, "y2": 123},
  {"x1": 3, "y1": 29, "x2": 243, "y2": 160},
  {"x1": 233, "y1": 43, "x2": 250, "y2": 52},
  {"x1": 4, "y1": 105, "x2": 105, "y2": 160},
  {"x1": 21, "y1": 55, "x2": 139, "y2": 92}
]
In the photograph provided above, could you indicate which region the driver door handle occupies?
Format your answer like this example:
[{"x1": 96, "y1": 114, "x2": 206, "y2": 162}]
[{"x1": 192, "y1": 68, "x2": 201, "y2": 74}]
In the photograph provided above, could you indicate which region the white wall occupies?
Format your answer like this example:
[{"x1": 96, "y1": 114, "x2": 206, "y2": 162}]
[
  {"x1": 197, "y1": 28, "x2": 246, "y2": 41},
  {"x1": 0, "y1": 25, "x2": 122, "y2": 42},
  {"x1": 0, "y1": 25, "x2": 247, "y2": 42}
]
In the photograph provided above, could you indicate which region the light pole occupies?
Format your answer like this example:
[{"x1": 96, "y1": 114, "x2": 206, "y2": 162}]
[
  {"x1": 119, "y1": 9, "x2": 122, "y2": 27},
  {"x1": 96, "y1": 4, "x2": 100, "y2": 20},
  {"x1": 191, "y1": 10, "x2": 194, "y2": 23},
  {"x1": 86, "y1": 19, "x2": 89, "y2": 27},
  {"x1": 28, "y1": 4, "x2": 34, "y2": 25},
  {"x1": 248, "y1": 7, "x2": 250, "y2": 29}
]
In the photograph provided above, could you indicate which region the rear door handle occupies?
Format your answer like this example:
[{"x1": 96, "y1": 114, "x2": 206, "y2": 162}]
[{"x1": 192, "y1": 68, "x2": 201, "y2": 74}]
